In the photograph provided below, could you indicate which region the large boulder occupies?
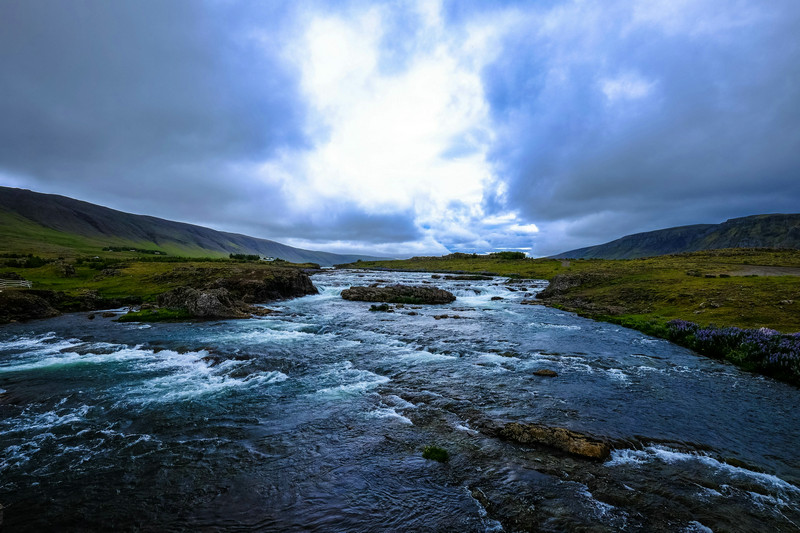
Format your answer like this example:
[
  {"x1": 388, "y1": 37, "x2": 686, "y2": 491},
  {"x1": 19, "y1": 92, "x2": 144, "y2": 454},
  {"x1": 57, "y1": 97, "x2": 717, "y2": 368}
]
[
  {"x1": 498, "y1": 422, "x2": 611, "y2": 460},
  {"x1": 209, "y1": 269, "x2": 318, "y2": 302},
  {"x1": 157, "y1": 287, "x2": 250, "y2": 319},
  {"x1": 0, "y1": 290, "x2": 60, "y2": 323},
  {"x1": 341, "y1": 284, "x2": 456, "y2": 304}
]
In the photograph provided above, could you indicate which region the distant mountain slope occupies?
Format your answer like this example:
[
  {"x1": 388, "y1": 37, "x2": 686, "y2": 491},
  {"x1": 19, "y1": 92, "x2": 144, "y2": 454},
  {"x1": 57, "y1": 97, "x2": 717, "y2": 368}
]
[
  {"x1": 552, "y1": 214, "x2": 800, "y2": 259},
  {"x1": 0, "y1": 187, "x2": 384, "y2": 266}
]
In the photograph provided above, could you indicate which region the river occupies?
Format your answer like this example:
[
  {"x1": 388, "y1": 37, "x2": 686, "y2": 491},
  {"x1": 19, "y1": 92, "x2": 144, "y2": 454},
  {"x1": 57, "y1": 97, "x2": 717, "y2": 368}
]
[{"x1": 1, "y1": 269, "x2": 798, "y2": 531}]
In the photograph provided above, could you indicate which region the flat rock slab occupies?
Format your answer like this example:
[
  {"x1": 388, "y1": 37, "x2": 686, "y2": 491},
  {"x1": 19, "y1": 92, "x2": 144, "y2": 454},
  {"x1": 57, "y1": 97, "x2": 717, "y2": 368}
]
[
  {"x1": 499, "y1": 422, "x2": 611, "y2": 460},
  {"x1": 342, "y1": 285, "x2": 456, "y2": 304}
]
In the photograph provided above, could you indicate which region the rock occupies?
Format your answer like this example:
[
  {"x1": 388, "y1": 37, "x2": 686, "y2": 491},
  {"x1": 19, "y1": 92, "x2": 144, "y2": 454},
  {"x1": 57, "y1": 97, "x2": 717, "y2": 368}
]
[
  {"x1": 341, "y1": 284, "x2": 456, "y2": 305},
  {"x1": 87, "y1": 313, "x2": 96, "y2": 320},
  {"x1": 520, "y1": 299, "x2": 544, "y2": 305},
  {"x1": 533, "y1": 369, "x2": 558, "y2": 377},
  {"x1": 157, "y1": 287, "x2": 250, "y2": 319},
  {"x1": 101, "y1": 311, "x2": 116, "y2": 318},
  {"x1": 490, "y1": 296, "x2": 504, "y2": 301},
  {"x1": 444, "y1": 274, "x2": 493, "y2": 280},
  {"x1": 58, "y1": 263, "x2": 76, "y2": 277},
  {"x1": 0, "y1": 290, "x2": 60, "y2": 324},
  {"x1": 499, "y1": 422, "x2": 611, "y2": 460},
  {"x1": 210, "y1": 269, "x2": 318, "y2": 303},
  {"x1": 250, "y1": 307, "x2": 279, "y2": 317}
]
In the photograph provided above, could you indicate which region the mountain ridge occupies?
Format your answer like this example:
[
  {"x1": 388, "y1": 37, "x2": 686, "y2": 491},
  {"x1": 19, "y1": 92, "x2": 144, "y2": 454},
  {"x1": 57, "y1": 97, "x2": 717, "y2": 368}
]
[
  {"x1": 552, "y1": 214, "x2": 800, "y2": 259},
  {"x1": 0, "y1": 186, "x2": 385, "y2": 266}
]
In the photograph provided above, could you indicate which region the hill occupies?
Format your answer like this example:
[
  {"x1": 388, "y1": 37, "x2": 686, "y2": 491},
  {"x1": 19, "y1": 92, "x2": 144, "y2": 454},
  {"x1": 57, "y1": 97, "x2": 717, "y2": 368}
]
[
  {"x1": 0, "y1": 187, "x2": 383, "y2": 266},
  {"x1": 552, "y1": 214, "x2": 800, "y2": 259}
]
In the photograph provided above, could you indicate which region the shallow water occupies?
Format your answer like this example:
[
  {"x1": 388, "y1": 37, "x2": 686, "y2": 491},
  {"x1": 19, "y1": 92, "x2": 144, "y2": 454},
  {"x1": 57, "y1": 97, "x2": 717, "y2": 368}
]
[{"x1": 1, "y1": 270, "x2": 799, "y2": 531}]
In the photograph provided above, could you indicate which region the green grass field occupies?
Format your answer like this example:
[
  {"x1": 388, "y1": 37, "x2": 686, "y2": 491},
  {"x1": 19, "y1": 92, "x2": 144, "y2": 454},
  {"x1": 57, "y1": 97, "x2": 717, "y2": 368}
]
[
  {"x1": 343, "y1": 249, "x2": 800, "y2": 333},
  {"x1": 0, "y1": 256, "x2": 318, "y2": 302}
]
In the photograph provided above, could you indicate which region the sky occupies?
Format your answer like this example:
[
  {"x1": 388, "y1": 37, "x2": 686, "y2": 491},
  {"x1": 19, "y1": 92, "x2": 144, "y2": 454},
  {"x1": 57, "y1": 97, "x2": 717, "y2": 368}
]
[{"x1": 1, "y1": 0, "x2": 799, "y2": 257}]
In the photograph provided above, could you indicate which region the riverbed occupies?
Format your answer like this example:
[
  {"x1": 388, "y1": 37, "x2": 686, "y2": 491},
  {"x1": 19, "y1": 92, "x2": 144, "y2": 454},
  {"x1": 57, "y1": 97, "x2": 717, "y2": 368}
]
[{"x1": 1, "y1": 270, "x2": 798, "y2": 531}]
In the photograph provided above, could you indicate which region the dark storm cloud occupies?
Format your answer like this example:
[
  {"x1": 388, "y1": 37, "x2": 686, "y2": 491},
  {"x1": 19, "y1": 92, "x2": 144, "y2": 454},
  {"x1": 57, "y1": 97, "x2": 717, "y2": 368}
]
[
  {"x1": 480, "y1": 0, "x2": 800, "y2": 255},
  {"x1": 0, "y1": 1, "x2": 305, "y2": 224}
]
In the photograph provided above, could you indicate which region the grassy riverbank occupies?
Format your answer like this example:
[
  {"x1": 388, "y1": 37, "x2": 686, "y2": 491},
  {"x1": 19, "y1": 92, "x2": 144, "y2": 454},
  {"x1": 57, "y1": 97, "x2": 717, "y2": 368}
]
[
  {"x1": 0, "y1": 254, "x2": 319, "y2": 322},
  {"x1": 344, "y1": 249, "x2": 800, "y2": 332},
  {"x1": 342, "y1": 249, "x2": 800, "y2": 384}
]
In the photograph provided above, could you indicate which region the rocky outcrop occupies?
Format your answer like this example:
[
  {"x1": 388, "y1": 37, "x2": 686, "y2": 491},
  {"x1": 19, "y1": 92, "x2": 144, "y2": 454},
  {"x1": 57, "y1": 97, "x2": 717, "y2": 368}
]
[
  {"x1": 498, "y1": 422, "x2": 611, "y2": 460},
  {"x1": 0, "y1": 290, "x2": 60, "y2": 323},
  {"x1": 341, "y1": 284, "x2": 456, "y2": 304},
  {"x1": 156, "y1": 287, "x2": 251, "y2": 319},
  {"x1": 536, "y1": 272, "x2": 609, "y2": 300},
  {"x1": 209, "y1": 269, "x2": 318, "y2": 302}
]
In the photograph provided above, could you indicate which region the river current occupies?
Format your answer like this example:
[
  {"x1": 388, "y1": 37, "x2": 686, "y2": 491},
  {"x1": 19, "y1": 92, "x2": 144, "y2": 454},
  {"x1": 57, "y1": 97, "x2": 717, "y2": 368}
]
[{"x1": 1, "y1": 270, "x2": 799, "y2": 531}]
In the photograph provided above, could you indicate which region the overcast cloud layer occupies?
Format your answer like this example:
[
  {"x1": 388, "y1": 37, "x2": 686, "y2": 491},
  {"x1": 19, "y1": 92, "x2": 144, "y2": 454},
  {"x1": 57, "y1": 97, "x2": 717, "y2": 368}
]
[{"x1": 1, "y1": 0, "x2": 799, "y2": 256}]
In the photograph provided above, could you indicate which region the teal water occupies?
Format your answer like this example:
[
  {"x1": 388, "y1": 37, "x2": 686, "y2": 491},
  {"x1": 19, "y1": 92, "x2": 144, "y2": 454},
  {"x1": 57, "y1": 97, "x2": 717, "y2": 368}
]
[{"x1": 1, "y1": 270, "x2": 799, "y2": 531}]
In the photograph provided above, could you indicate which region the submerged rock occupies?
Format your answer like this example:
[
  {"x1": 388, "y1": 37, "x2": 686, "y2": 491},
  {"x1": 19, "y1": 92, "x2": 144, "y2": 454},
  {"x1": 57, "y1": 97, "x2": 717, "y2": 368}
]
[
  {"x1": 341, "y1": 284, "x2": 456, "y2": 305},
  {"x1": 498, "y1": 422, "x2": 611, "y2": 460},
  {"x1": 533, "y1": 369, "x2": 558, "y2": 377}
]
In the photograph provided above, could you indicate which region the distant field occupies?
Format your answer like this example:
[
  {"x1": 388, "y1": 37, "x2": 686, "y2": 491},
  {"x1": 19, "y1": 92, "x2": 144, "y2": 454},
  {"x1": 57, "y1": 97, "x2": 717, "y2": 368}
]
[{"x1": 343, "y1": 249, "x2": 800, "y2": 333}]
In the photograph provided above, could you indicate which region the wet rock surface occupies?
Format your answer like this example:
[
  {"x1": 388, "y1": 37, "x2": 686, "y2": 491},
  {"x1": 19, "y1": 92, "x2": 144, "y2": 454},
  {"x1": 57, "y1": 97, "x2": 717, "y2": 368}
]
[
  {"x1": 341, "y1": 284, "x2": 456, "y2": 304},
  {"x1": 0, "y1": 290, "x2": 60, "y2": 323},
  {"x1": 157, "y1": 287, "x2": 251, "y2": 319},
  {"x1": 497, "y1": 422, "x2": 612, "y2": 460}
]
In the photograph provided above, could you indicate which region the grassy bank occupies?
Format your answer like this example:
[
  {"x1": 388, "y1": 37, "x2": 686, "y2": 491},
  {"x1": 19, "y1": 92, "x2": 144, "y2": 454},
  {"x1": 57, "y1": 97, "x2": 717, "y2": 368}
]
[
  {"x1": 342, "y1": 249, "x2": 800, "y2": 384},
  {"x1": 344, "y1": 249, "x2": 800, "y2": 332},
  {"x1": 0, "y1": 254, "x2": 319, "y2": 322}
]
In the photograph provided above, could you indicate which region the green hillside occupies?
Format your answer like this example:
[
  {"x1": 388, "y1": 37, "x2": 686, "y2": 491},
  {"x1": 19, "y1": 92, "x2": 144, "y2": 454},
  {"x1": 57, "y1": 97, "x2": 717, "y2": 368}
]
[
  {"x1": 0, "y1": 187, "x2": 383, "y2": 266},
  {"x1": 552, "y1": 214, "x2": 800, "y2": 259}
]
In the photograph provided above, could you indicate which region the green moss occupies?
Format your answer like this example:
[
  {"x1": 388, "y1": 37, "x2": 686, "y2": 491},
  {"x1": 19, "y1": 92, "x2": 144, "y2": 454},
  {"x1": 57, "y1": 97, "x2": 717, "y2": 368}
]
[
  {"x1": 422, "y1": 445, "x2": 449, "y2": 463},
  {"x1": 117, "y1": 308, "x2": 194, "y2": 322}
]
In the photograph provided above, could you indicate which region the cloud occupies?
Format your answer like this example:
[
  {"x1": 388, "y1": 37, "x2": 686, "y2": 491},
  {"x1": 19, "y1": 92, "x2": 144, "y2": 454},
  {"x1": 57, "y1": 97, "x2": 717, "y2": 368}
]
[
  {"x1": 481, "y1": 0, "x2": 800, "y2": 255},
  {"x1": 1, "y1": 0, "x2": 799, "y2": 258}
]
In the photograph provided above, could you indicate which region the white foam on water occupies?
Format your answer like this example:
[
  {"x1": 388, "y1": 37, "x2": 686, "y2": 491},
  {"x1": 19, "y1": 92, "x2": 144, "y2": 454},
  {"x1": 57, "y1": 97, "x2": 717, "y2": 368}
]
[
  {"x1": 131, "y1": 369, "x2": 288, "y2": 404},
  {"x1": 684, "y1": 520, "x2": 714, "y2": 533},
  {"x1": 0, "y1": 331, "x2": 69, "y2": 350},
  {"x1": 0, "y1": 402, "x2": 94, "y2": 470},
  {"x1": 606, "y1": 368, "x2": 629, "y2": 382},
  {"x1": 315, "y1": 361, "x2": 391, "y2": 398},
  {"x1": 383, "y1": 394, "x2": 417, "y2": 409},
  {"x1": 397, "y1": 348, "x2": 457, "y2": 362},
  {"x1": 366, "y1": 407, "x2": 413, "y2": 425},
  {"x1": 606, "y1": 446, "x2": 800, "y2": 498},
  {"x1": 0, "y1": 344, "x2": 153, "y2": 373},
  {"x1": 478, "y1": 352, "x2": 520, "y2": 363},
  {"x1": 575, "y1": 484, "x2": 628, "y2": 528},
  {"x1": 464, "y1": 487, "x2": 504, "y2": 532},
  {"x1": 529, "y1": 322, "x2": 581, "y2": 330},
  {"x1": 117, "y1": 349, "x2": 289, "y2": 404},
  {"x1": 454, "y1": 422, "x2": 480, "y2": 436}
]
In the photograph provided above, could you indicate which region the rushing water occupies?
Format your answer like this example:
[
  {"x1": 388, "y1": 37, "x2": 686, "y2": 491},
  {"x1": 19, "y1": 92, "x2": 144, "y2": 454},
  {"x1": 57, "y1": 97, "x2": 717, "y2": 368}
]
[{"x1": 1, "y1": 270, "x2": 799, "y2": 532}]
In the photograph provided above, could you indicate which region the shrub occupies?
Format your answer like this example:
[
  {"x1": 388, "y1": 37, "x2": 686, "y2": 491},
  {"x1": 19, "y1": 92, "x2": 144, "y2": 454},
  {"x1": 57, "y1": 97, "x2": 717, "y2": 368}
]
[
  {"x1": 491, "y1": 251, "x2": 527, "y2": 260},
  {"x1": 665, "y1": 319, "x2": 800, "y2": 383},
  {"x1": 422, "y1": 445, "x2": 449, "y2": 463}
]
